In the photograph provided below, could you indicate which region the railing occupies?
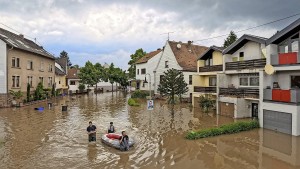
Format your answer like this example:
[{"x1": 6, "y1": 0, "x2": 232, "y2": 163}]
[
  {"x1": 199, "y1": 64, "x2": 223, "y2": 72},
  {"x1": 194, "y1": 86, "x2": 216, "y2": 93},
  {"x1": 263, "y1": 88, "x2": 300, "y2": 103},
  {"x1": 219, "y1": 87, "x2": 259, "y2": 98},
  {"x1": 225, "y1": 58, "x2": 266, "y2": 70},
  {"x1": 270, "y1": 52, "x2": 299, "y2": 65}
]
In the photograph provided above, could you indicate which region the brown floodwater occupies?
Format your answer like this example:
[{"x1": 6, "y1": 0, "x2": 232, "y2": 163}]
[{"x1": 0, "y1": 92, "x2": 299, "y2": 169}]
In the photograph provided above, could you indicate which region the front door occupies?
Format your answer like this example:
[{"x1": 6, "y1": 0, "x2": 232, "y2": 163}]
[{"x1": 252, "y1": 103, "x2": 258, "y2": 118}]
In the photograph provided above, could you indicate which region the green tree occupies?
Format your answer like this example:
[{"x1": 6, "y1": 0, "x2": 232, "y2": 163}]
[
  {"x1": 26, "y1": 83, "x2": 30, "y2": 102},
  {"x1": 158, "y1": 69, "x2": 189, "y2": 104},
  {"x1": 198, "y1": 95, "x2": 215, "y2": 114},
  {"x1": 78, "y1": 61, "x2": 98, "y2": 88},
  {"x1": 107, "y1": 63, "x2": 117, "y2": 92},
  {"x1": 59, "y1": 50, "x2": 72, "y2": 67},
  {"x1": 78, "y1": 83, "x2": 86, "y2": 92},
  {"x1": 9, "y1": 90, "x2": 23, "y2": 100},
  {"x1": 34, "y1": 82, "x2": 45, "y2": 100},
  {"x1": 223, "y1": 31, "x2": 237, "y2": 48},
  {"x1": 127, "y1": 48, "x2": 146, "y2": 79}
]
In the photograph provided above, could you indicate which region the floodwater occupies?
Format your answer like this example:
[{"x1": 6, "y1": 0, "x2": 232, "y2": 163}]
[{"x1": 0, "y1": 92, "x2": 300, "y2": 169}]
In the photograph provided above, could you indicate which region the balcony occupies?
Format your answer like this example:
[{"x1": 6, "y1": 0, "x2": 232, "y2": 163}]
[
  {"x1": 219, "y1": 87, "x2": 259, "y2": 98},
  {"x1": 270, "y1": 52, "x2": 299, "y2": 65},
  {"x1": 264, "y1": 88, "x2": 300, "y2": 103},
  {"x1": 225, "y1": 58, "x2": 266, "y2": 70},
  {"x1": 194, "y1": 86, "x2": 216, "y2": 93},
  {"x1": 198, "y1": 64, "x2": 223, "y2": 72}
]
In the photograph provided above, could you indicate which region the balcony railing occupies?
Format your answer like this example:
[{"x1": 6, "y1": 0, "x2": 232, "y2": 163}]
[
  {"x1": 194, "y1": 86, "x2": 216, "y2": 93},
  {"x1": 263, "y1": 88, "x2": 300, "y2": 103},
  {"x1": 270, "y1": 52, "x2": 299, "y2": 65},
  {"x1": 225, "y1": 58, "x2": 266, "y2": 70},
  {"x1": 219, "y1": 87, "x2": 259, "y2": 98},
  {"x1": 199, "y1": 64, "x2": 223, "y2": 72}
]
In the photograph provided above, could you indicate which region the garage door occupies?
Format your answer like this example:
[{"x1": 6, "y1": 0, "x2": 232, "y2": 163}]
[
  {"x1": 263, "y1": 110, "x2": 292, "y2": 135},
  {"x1": 219, "y1": 102, "x2": 234, "y2": 117}
]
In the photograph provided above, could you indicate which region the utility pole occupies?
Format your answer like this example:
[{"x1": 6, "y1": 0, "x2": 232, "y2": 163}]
[{"x1": 160, "y1": 32, "x2": 174, "y2": 41}]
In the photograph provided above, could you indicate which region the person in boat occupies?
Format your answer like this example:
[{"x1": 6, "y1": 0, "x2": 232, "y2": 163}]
[
  {"x1": 107, "y1": 122, "x2": 115, "y2": 133},
  {"x1": 87, "y1": 121, "x2": 97, "y2": 142},
  {"x1": 119, "y1": 131, "x2": 129, "y2": 151}
]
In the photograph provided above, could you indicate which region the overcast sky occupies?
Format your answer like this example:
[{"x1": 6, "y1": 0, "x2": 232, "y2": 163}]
[{"x1": 0, "y1": 0, "x2": 300, "y2": 69}]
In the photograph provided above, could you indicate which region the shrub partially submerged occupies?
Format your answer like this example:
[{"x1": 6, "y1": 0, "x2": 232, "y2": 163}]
[
  {"x1": 131, "y1": 90, "x2": 149, "y2": 99},
  {"x1": 186, "y1": 120, "x2": 259, "y2": 140},
  {"x1": 128, "y1": 98, "x2": 139, "y2": 106}
]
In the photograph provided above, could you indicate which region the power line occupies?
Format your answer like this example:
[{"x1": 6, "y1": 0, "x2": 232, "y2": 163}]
[{"x1": 194, "y1": 12, "x2": 300, "y2": 42}]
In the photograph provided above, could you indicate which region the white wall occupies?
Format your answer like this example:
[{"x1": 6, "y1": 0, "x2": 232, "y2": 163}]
[
  {"x1": 0, "y1": 40, "x2": 7, "y2": 93},
  {"x1": 135, "y1": 51, "x2": 162, "y2": 91},
  {"x1": 225, "y1": 41, "x2": 264, "y2": 62},
  {"x1": 68, "y1": 79, "x2": 79, "y2": 92}
]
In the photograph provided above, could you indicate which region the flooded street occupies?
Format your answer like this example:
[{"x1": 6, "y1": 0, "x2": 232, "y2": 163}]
[{"x1": 0, "y1": 92, "x2": 299, "y2": 169}]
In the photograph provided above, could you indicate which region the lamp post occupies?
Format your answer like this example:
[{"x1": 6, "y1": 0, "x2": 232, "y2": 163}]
[{"x1": 144, "y1": 73, "x2": 151, "y2": 99}]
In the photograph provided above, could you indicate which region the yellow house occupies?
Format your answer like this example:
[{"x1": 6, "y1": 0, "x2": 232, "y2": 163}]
[
  {"x1": 55, "y1": 58, "x2": 68, "y2": 95},
  {"x1": 192, "y1": 46, "x2": 224, "y2": 108}
]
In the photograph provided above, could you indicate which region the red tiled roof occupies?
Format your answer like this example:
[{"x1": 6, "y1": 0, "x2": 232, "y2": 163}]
[
  {"x1": 135, "y1": 49, "x2": 162, "y2": 64},
  {"x1": 168, "y1": 41, "x2": 208, "y2": 72},
  {"x1": 66, "y1": 68, "x2": 80, "y2": 79}
]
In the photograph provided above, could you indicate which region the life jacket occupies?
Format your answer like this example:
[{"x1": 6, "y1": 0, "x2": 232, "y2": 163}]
[
  {"x1": 108, "y1": 125, "x2": 115, "y2": 133},
  {"x1": 120, "y1": 135, "x2": 129, "y2": 151}
]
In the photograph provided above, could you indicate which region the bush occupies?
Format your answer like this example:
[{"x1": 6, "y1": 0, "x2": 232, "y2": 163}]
[
  {"x1": 131, "y1": 90, "x2": 149, "y2": 99},
  {"x1": 186, "y1": 120, "x2": 259, "y2": 140},
  {"x1": 128, "y1": 98, "x2": 139, "y2": 106}
]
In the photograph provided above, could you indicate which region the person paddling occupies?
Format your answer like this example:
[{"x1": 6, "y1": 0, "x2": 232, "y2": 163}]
[
  {"x1": 87, "y1": 121, "x2": 97, "y2": 142},
  {"x1": 107, "y1": 122, "x2": 115, "y2": 133},
  {"x1": 119, "y1": 131, "x2": 129, "y2": 151}
]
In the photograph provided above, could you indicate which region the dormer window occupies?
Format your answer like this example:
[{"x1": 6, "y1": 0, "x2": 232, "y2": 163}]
[{"x1": 165, "y1": 61, "x2": 169, "y2": 68}]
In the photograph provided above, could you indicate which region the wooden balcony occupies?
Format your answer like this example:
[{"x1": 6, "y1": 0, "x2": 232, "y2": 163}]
[
  {"x1": 198, "y1": 64, "x2": 223, "y2": 72},
  {"x1": 194, "y1": 86, "x2": 216, "y2": 93},
  {"x1": 219, "y1": 87, "x2": 259, "y2": 98},
  {"x1": 225, "y1": 58, "x2": 266, "y2": 71},
  {"x1": 264, "y1": 88, "x2": 300, "y2": 103}
]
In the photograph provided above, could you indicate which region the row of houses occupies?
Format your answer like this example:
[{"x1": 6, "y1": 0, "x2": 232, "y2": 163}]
[
  {"x1": 0, "y1": 27, "x2": 117, "y2": 108},
  {"x1": 134, "y1": 18, "x2": 300, "y2": 136}
]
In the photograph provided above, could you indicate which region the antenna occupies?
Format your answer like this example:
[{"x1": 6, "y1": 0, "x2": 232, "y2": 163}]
[{"x1": 160, "y1": 32, "x2": 174, "y2": 41}]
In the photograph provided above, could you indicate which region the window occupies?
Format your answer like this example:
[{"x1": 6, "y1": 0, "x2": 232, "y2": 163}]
[
  {"x1": 160, "y1": 75, "x2": 164, "y2": 84},
  {"x1": 12, "y1": 57, "x2": 20, "y2": 68},
  {"x1": 239, "y1": 74, "x2": 259, "y2": 86},
  {"x1": 59, "y1": 81, "x2": 61, "y2": 84},
  {"x1": 12, "y1": 76, "x2": 20, "y2": 88},
  {"x1": 189, "y1": 75, "x2": 192, "y2": 85},
  {"x1": 70, "y1": 81, "x2": 76, "y2": 85},
  {"x1": 250, "y1": 77, "x2": 259, "y2": 86},
  {"x1": 39, "y1": 77, "x2": 44, "y2": 85},
  {"x1": 27, "y1": 76, "x2": 33, "y2": 87},
  {"x1": 209, "y1": 77, "x2": 217, "y2": 86},
  {"x1": 141, "y1": 68, "x2": 146, "y2": 74},
  {"x1": 239, "y1": 52, "x2": 244, "y2": 61},
  {"x1": 291, "y1": 76, "x2": 300, "y2": 88},
  {"x1": 137, "y1": 69, "x2": 139, "y2": 75},
  {"x1": 165, "y1": 61, "x2": 169, "y2": 68},
  {"x1": 292, "y1": 40, "x2": 299, "y2": 52},
  {"x1": 48, "y1": 77, "x2": 53, "y2": 87},
  {"x1": 239, "y1": 77, "x2": 248, "y2": 86},
  {"x1": 27, "y1": 60, "x2": 33, "y2": 70},
  {"x1": 40, "y1": 61, "x2": 44, "y2": 71},
  {"x1": 205, "y1": 57, "x2": 213, "y2": 66},
  {"x1": 49, "y1": 64, "x2": 53, "y2": 72}
]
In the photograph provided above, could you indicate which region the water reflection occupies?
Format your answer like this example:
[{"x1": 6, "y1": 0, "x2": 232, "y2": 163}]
[{"x1": 0, "y1": 92, "x2": 299, "y2": 169}]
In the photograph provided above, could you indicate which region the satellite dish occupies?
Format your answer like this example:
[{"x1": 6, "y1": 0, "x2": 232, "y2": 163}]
[
  {"x1": 265, "y1": 64, "x2": 275, "y2": 75},
  {"x1": 177, "y1": 44, "x2": 181, "y2": 49}
]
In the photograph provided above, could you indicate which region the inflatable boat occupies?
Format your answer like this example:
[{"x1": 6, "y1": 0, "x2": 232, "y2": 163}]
[{"x1": 101, "y1": 133, "x2": 135, "y2": 149}]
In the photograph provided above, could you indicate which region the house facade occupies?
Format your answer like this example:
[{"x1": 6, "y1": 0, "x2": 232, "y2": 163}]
[
  {"x1": 192, "y1": 46, "x2": 224, "y2": 108},
  {"x1": 0, "y1": 27, "x2": 55, "y2": 107},
  {"x1": 135, "y1": 49, "x2": 162, "y2": 91},
  {"x1": 66, "y1": 68, "x2": 81, "y2": 93},
  {"x1": 217, "y1": 34, "x2": 267, "y2": 118},
  {"x1": 55, "y1": 59, "x2": 68, "y2": 95},
  {"x1": 260, "y1": 18, "x2": 300, "y2": 136},
  {"x1": 154, "y1": 40, "x2": 208, "y2": 98}
]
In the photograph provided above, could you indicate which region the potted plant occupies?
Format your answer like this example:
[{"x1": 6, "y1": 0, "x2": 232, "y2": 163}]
[{"x1": 9, "y1": 90, "x2": 23, "y2": 107}]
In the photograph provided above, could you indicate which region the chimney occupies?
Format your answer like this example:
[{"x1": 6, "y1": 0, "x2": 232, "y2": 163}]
[
  {"x1": 188, "y1": 40, "x2": 192, "y2": 46},
  {"x1": 19, "y1": 34, "x2": 24, "y2": 39}
]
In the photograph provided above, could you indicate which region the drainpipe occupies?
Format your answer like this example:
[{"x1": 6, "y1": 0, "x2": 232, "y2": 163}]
[{"x1": 7, "y1": 45, "x2": 14, "y2": 106}]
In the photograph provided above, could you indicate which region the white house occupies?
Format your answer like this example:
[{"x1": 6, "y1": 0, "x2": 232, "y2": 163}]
[
  {"x1": 260, "y1": 18, "x2": 300, "y2": 136},
  {"x1": 217, "y1": 34, "x2": 267, "y2": 118},
  {"x1": 66, "y1": 68, "x2": 81, "y2": 93},
  {"x1": 153, "y1": 40, "x2": 208, "y2": 99},
  {"x1": 135, "y1": 49, "x2": 162, "y2": 91}
]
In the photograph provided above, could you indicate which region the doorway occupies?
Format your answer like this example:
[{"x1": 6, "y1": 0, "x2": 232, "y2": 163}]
[{"x1": 252, "y1": 103, "x2": 258, "y2": 118}]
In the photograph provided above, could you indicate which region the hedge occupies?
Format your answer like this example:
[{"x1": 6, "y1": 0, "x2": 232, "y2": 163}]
[
  {"x1": 131, "y1": 90, "x2": 149, "y2": 99},
  {"x1": 186, "y1": 120, "x2": 259, "y2": 140},
  {"x1": 128, "y1": 98, "x2": 139, "y2": 106}
]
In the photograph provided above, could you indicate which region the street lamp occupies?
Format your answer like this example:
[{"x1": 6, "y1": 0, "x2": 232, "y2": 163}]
[{"x1": 143, "y1": 73, "x2": 151, "y2": 99}]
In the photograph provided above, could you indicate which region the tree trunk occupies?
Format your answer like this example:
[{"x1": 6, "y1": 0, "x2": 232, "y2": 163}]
[
  {"x1": 111, "y1": 83, "x2": 113, "y2": 93},
  {"x1": 95, "y1": 84, "x2": 98, "y2": 95}
]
